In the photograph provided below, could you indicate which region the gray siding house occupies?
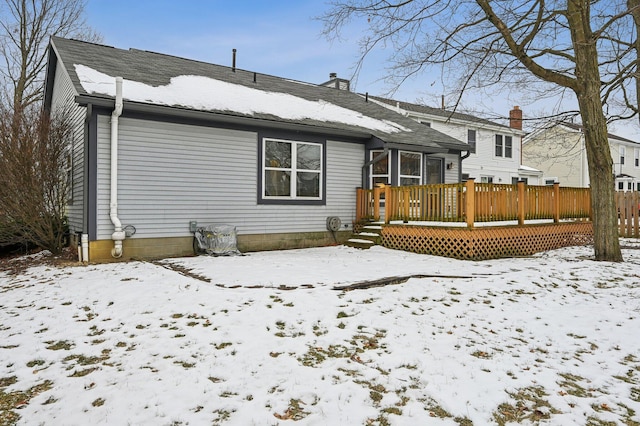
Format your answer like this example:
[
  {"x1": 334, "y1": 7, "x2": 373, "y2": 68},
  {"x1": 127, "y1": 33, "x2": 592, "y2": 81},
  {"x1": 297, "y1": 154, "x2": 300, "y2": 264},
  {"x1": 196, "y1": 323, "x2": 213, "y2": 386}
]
[{"x1": 44, "y1": 37, "x2": 467, "y2": 261}]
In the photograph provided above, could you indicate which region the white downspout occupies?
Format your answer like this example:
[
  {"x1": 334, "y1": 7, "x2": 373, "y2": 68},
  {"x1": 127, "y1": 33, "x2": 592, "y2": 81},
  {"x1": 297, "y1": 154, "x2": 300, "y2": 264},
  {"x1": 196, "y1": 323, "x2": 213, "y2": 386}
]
[{"x1": 110, "y1": 77, "x2": 125, "y2": 258}]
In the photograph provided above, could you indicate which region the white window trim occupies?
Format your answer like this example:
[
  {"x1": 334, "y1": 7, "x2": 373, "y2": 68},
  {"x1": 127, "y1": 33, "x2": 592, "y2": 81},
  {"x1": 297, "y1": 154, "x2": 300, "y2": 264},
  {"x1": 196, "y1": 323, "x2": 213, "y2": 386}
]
[
  {"x1": 262, "y1": 138, "x2": 323, "y2": 200},
  {"x1": 495, "y1": 135, "x2": 503, "y2": 158},
  {"x1": 634, "y1": 148, "x2": 639, "y2": 168},
  {"x1": 369, "y1": 149, "x2": 390, "y2": 189},
  {"x1": 398, "y1": 150, "x2": 423, "y2": 186},
  {"x1": 495, "y1": 134, "x2": 513, "y2": 158},
  {"x1": 620, "y1": 145, "x2": 626, "y2": 166},
  {"x1": 504, "y1": 135, "x2": 513, "y2": 158}
]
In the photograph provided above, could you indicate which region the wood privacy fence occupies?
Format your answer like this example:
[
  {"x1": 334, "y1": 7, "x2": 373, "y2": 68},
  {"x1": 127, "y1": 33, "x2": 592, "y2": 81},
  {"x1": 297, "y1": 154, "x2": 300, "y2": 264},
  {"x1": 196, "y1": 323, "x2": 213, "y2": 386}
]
[
  {"x1": 356, "y1": 179, "x2": 593, "y2": 227},
  {"x1": 616, "y1": 191, "x2": 640, "y2": 238}
]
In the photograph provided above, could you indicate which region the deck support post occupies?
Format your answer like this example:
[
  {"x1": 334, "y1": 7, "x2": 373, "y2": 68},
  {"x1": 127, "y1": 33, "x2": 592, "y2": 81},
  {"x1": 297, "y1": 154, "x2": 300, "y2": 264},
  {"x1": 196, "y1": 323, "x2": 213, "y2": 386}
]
[
  {"x1": 517, "y1": 181, "x2": 526, "y2": 226},
  {"x1": 553, "y1": 182, "x2": 561, "y2": 223},
  {"x1": 373, "y1": 184, "x2": 382, "y2": 222},
  {"x1": 465, "y1": 179, "x2": 475, "y2": 228}
]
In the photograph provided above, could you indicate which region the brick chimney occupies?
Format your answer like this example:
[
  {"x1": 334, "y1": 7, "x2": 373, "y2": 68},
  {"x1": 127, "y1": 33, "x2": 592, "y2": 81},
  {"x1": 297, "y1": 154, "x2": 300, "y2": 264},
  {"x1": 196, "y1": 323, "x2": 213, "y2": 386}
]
[{"x1": 509, "y1": 106, "x2": 523, "y2": 130}]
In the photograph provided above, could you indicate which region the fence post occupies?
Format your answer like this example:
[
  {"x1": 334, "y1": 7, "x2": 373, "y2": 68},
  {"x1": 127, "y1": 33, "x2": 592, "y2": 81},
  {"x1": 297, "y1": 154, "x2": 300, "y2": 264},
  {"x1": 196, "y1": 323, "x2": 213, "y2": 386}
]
[
  {"x1": 517, "y1": 181, "x2": 526, "y2": 225},
  {"x1": 553, "y1": 182, "x2": 560, "y2": 223},
  {"x1": 465, "y1": 178, "x2": 475, "y2": 228},
  {"x1": 356, "y1": 188, "x2": 363, "y2": 222}
]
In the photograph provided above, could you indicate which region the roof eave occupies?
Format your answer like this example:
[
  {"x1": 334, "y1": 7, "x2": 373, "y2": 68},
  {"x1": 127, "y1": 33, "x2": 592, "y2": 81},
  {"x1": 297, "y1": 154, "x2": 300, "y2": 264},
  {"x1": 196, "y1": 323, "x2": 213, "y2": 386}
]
[{"x1": 75, "y1": 94, "x2": 379, "y2": 141}]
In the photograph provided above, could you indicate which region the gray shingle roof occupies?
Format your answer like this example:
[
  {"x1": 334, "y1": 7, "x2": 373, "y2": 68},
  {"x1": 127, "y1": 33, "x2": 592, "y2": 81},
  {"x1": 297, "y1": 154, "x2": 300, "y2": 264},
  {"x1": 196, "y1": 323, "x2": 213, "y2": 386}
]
[
  {"x1": 48, "y1": 37, "x2": 467, "y2": 152},
  {"x1": 559, "y1": 121, "x2": 638, "y2": 145},
  {"x1": 368, "y1": 95, "x2": 510, "y2": 129}
]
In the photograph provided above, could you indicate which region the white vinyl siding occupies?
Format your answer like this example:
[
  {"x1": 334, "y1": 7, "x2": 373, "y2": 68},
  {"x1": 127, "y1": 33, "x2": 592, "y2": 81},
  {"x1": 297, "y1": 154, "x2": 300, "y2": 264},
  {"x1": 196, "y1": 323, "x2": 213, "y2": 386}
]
[
  {"x1": 96, "y1": 117, "x2": 362, "y2": 239},
  {"x1": 49, "y1": 62, "x2": 86, "y2": 234}
]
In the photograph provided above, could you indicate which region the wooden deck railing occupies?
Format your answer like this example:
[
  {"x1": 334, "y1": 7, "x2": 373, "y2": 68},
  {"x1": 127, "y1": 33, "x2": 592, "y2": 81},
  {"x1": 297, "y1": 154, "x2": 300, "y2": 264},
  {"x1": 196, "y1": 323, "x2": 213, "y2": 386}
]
[{"x1": 356, "y1": 179, "x2": 593, "y2": 227}]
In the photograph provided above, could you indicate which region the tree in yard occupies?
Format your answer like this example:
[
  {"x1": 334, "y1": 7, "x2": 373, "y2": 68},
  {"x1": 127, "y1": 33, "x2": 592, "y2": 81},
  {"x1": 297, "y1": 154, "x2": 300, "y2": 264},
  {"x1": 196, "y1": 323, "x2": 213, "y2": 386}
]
[
  {"x1": 0, "y1": 0, "x2": 100, "y2": 110},
  {"x1": 322, "y1": 0, "x2": 640, "y2": 261},
  {"x1": 0, "y1": 105, "x2": 73, "y2": 254}
]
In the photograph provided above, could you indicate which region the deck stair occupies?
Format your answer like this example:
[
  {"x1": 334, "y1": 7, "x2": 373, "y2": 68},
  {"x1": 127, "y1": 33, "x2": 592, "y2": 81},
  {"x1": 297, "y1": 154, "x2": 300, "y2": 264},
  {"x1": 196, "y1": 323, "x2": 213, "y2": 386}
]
[{"x1": 346, "y1": 222, "x2": 383, "y2": 249}]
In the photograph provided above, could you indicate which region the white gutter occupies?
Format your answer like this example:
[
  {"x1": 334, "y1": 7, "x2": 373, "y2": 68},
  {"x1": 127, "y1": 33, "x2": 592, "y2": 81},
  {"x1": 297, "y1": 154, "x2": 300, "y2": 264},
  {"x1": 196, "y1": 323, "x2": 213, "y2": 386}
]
[{"x1": 110, "y1": 77, "x2": 125, "y2": 258}]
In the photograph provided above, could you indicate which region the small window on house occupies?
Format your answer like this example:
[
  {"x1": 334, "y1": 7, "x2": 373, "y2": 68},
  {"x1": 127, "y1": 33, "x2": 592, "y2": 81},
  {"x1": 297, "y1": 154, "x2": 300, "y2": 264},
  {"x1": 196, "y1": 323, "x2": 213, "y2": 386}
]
[
  {"x1": 481, "y1": 176, "x2": 494, "y2": 183},
  {"x1": 545, "y1": 179, "x2": 556, "y2": 186},
  {"x1": 628, "y1": 182, "x2": 633, "y2": 191},
  {"x1": 399, "y1": 151, "x2": 422, "y2": 186},
  {"x1": 637, "y1": 182, "x2": 640, "y2": 191},
  {"x1": 504, "y1": 136, "x2": 513, "y2": 158},
  {"x1": 635, "y1": 148, "x2": 639, "y2": 167},
  {"x1": 495, "y1": 135, "x2": 503, "y2": 157},
  {"x1": 370, "y1": 150, "x2": 390, "y2": 188},
  {"x1": 419, "y1": 120, "x2": 431, "y2": 127},
  {"x1": 461, "y1": 173, "x2": 470, "y2": 182},
  {"x1": 618, "y1": 182, "x2": 624, "y2": 190},
  {"x1": 620, "y1": 146, "x2": 625, "y2": 165},
  {"x1": 262, "y1": 138, "x2": 323, "y2": 202}
]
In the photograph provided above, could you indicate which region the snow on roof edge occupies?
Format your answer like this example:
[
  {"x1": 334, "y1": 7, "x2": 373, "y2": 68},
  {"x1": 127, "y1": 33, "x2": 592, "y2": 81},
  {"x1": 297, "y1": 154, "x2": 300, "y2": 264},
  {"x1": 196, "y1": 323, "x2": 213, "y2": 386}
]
[{"x1": 74, "y1": 64, "x2": 412, "y2": 135}]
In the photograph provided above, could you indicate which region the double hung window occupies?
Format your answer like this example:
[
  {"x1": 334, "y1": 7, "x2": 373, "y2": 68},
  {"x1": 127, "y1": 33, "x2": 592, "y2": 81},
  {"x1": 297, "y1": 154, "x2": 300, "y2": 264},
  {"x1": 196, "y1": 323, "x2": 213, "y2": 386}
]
[
  {"x1": 262, "y1": 138, "x2": 322, "y2": 201},
  {"x1": 495, "y1": 134, "x2": 513, "y2": 158}
]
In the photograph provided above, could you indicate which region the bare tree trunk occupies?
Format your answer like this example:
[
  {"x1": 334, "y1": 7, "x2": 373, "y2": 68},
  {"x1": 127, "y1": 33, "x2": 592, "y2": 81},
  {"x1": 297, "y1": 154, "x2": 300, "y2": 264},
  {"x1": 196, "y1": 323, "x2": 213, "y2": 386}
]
[
  {"x1": 630, "y1": 0, "x2": 640, "y2": 124},
  {"x1": 569, "y1": 0, "x2": 622, "y2": 261}
]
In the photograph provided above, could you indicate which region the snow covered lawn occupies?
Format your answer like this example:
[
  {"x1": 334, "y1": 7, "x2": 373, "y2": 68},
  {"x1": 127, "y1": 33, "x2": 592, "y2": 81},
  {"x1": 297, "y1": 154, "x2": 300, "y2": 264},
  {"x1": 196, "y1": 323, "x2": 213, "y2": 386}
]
[{"x1": 1, "y1": 242, "x2": 640, "y2": 425}]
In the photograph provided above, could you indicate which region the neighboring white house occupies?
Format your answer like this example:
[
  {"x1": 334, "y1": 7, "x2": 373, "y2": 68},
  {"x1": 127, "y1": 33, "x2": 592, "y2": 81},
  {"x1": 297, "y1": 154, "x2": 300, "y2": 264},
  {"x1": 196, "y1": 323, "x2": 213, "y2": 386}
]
[
  {"x1": 522, "y1": 121, "x2": 640, "y2": 191},
  {"x1": 368, "y1": 96, "x2": 543, "y2": 185}
]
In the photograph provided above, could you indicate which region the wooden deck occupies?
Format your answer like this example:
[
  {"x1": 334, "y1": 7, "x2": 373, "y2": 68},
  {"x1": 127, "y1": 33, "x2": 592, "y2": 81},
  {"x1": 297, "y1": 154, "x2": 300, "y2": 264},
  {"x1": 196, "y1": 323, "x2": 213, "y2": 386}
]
[{"x1": 355, "y1": 180, "x2": 638, "y2": 260}]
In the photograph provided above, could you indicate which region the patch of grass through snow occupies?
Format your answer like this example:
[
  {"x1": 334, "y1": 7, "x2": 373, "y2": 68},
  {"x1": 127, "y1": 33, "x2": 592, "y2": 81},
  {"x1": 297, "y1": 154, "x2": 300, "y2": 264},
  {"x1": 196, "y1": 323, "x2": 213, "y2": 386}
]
[{"x1": 492, "y1": 386, "x2": 560, "y2": 425}]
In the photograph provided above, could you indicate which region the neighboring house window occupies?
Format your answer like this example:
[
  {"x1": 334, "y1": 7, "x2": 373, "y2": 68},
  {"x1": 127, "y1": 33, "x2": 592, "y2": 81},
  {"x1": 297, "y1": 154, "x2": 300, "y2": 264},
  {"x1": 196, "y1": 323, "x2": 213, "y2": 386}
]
[
  {"x1": 467, "y1": 129, "x2": 476, "y2": 152},
  {"x1": 494, "y1": 134, "x2": 513, "y2": 158},
  {"x1": 620, "y1": 146, "x2": 625, "y2": 165},
  {"x1": 419, "y1": 120, "x2": 431, "y2": 127},
  {"x1": 545, "y1": 178, "x2": 557, "y2": 186},
  {"x1": 637, "y1": 182, "x2": 640, "y2": 191},
  {"x1": 481, "y1": 176, "x2": 494, "y2": 183},
  {"x1": 262, "y1": 138, "x2": 322, "y2": 201},
  {"x1": 398, "y1": 151, "x2": 422, "y2": 186},
  {"x1": 629, "y1": 182, "x2": 633, "y2": 191},
  {"x1": 370, "y1": 150, "x2": 390, "y2": 188},
  {"x1": 635, "y1": 148, "x2": 639, "y2": 167},
  {"x1": 505, "y1": 136, "x2": 513, "y2": 158},
  {"x1": 512, "y1": 177, "x2": 528, "y2": 184},
  {"x1": 618, "y1": 182, "x2": 624, "y2": 190}
]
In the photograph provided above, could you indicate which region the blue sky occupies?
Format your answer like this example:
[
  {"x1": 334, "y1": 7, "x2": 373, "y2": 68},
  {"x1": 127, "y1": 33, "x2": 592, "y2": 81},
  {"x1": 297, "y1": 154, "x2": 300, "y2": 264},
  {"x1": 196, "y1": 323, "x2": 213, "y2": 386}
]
[{"x1": 84, "y1": 0, "x2": 639, "y2": 140}]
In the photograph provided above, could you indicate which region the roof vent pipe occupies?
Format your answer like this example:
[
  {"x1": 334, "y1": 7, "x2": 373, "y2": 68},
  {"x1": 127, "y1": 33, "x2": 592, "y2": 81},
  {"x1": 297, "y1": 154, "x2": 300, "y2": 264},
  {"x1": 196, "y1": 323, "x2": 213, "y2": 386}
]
[
  {"x1": 232, "y1": 48, "x2": 236, "y2": 72},
  {"x1": 110, "y1": 77, "x2": 125, "y2": 258}
]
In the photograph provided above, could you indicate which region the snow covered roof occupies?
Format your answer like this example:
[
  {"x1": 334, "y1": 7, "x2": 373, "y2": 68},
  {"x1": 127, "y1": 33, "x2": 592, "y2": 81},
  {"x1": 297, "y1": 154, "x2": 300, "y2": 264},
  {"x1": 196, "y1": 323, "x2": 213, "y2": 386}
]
[{"x1": 47, "y1": 37, "x2": 468, "y2": 152}]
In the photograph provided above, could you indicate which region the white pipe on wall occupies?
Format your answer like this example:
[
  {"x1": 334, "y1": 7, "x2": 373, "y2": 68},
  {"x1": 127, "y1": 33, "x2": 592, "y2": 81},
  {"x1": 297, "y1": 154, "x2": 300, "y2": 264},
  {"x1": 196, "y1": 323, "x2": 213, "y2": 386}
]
[
  {"x1": 81, "y1": 233, "x2": 89, "y2": 263},
  {"x1": 110, "y1": 77, "x2": 125, "y2": 258}
]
